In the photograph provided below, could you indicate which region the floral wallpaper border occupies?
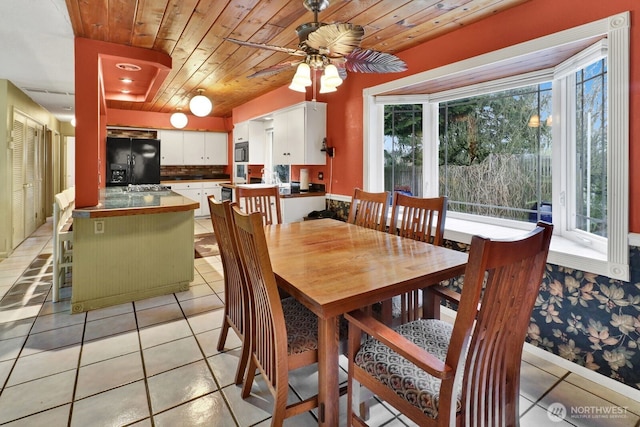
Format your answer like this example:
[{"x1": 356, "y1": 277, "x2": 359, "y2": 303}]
[{"x1": 327, "y1": 199, "x2": 640, "y2": 390}]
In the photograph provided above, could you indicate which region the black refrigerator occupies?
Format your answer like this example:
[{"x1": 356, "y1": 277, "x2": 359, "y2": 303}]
[{"x1": 106, "y1": 137, "x2": 161, "y2": 186}]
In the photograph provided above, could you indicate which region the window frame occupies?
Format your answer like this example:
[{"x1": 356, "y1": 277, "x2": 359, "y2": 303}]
[{"x1": 363, "y1": 12, "x2": 630, "y2": 281}]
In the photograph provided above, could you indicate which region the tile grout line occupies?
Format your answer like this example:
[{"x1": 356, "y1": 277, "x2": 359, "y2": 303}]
[
  {"x1": 66, "y1": 294, "x2": 88, "y2": 427},
  {"x1": 518, "y1": 371, "x2": 571, "y2": 421},
  {"x1": 175, "y1": 271, "x2": 243, "y2": 426},
  {"x1": 133, "y1": 298, "x2": 157, "y2": 427}
]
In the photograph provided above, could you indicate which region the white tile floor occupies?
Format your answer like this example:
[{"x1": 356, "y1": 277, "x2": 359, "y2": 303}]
[{"x1": 0, "y1": 218, "x2": 638, "y2": 426}]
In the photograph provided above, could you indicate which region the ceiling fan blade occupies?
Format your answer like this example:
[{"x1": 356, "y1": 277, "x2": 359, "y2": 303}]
[
  {"x1": 344, "y1": 48, "x2": 408, "y2": 73},
  {"x1": 225, "y1": 38, "x2": 307, "y2": 57},
  {"x1": 247, "y1": 60, "x2": 303, "y2": 79},
  {"x1": 306, "y1": 23, "x2": 364, "y2": 57}
]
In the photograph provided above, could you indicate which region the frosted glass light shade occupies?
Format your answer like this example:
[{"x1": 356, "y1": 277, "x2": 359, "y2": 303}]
[
  {"x1": 323, "y1": 64, "x2": 343, "y2": 87},
  {"x1": 189, "y1": 94, "x2": 212, "y2": 117},
  {"x1": 289, "y1": 81, "x2": 308, "y2": 93},
  {"x1": 170, "y1": 112, "x2": 188, "y2": 128},
  {"x1": 291, "y1": 63, "x2": 312, "y2": 87},
  {"x1": 319, "y1": 75, "x2": 337, "y2": 93}
]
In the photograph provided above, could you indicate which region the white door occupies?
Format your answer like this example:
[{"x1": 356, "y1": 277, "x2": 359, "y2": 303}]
[{"x1": 66, "y1": 136, "x2": 75, "y2": 187}]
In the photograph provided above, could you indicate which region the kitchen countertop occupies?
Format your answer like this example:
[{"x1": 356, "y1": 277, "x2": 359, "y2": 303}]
[
  {"x1": 161, "y1": 179, "x2": 230, "y2": 185},
  {"x1": 73, "y1": 187, "x2": 199, "y2": 218},
  {"x1": 220, "y1": 183, "x2": 326, "y2": 198}
]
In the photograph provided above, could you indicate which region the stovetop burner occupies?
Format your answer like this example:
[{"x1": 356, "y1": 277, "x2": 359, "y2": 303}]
[{"x1": 126, "y1": 184, "x2": 172, "y2": 192}]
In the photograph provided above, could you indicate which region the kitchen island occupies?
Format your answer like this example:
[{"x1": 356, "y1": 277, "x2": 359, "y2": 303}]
[{"x1": 70, "y1": 186, "x2": 199, "y2": 313}]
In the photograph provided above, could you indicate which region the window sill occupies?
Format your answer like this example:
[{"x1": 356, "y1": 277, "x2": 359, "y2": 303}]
[{"x1": 444, "y1": 217, "x2": 616, "y2": 279}]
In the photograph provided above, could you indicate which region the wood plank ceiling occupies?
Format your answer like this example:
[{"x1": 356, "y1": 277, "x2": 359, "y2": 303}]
[{"x1": 64, "y1": 0, "x2": 530, "y2": 118}]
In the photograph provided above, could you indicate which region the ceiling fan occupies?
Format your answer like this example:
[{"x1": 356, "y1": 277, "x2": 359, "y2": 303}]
[{"x1": 225, "y1": 0, "x2": 407, "y2": 90}]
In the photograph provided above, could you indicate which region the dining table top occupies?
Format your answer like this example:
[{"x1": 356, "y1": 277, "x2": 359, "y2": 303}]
[
  {"x1": 264, "y1": 218, "x2": 469, "y2": 319},
  {"x1": 263, "y1": 218, "x2": 469, "y2": 425}
]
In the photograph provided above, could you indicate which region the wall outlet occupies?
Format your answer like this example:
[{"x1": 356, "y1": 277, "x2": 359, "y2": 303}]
[{"x1": 94, "y1": 220, "x2": 105, "y2": 234}]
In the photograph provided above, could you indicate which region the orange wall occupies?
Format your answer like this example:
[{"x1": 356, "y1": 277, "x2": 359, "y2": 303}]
[
  {"x1": 319, "y1": 0, "x2": 640, "y2": 232},
  {"x1": 74, "y1": 38, "x2": 172, "y2": 207},
  {"x1": 107, "y1": 109, "x2": 230, "y2": 132}
]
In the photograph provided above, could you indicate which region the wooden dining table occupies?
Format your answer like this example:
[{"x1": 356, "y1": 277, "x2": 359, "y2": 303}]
[{"x1": 263, "y1": 218, "x2": 468, "y2": 425}]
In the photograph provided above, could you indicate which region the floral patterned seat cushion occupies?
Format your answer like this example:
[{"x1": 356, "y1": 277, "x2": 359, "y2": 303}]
[
  {"x1": 282, "y1": 297, "x2": 319, "y2": 354},
  {"x1": 354, "y1": 318, "x2": 461, "y2": 419}
]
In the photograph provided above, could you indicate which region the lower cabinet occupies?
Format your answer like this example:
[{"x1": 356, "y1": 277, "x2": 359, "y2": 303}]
[
  {"x1": 281, "y1": 196, "x2": 326, "y2": 223},
  {"x1": 172, "y1": 182, "x2": 226, "y2": 217}
]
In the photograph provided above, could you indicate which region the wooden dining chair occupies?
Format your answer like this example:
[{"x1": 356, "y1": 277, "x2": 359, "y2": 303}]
[
  {"x1": 207, "y1": 197, "x2": 250, "y2": 386},
  {"x1": 236, "y1": 185, "x2": 282, "y2": 225},
  {"x1": 345, "y1": 222, "x2": 553, "y2": 427},
  {"x1": 381, "y1": 194, "x2": 448, "y2": 325},
  {"x1": 230, "y1": 205, "x2": 322, "y2": 425},
  {"x1": 347, "y1": 188, "x2": 390, "y2": 231}
]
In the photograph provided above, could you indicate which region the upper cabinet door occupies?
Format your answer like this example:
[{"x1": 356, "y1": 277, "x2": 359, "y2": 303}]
[
  {"x1": 272, "y1": 102, "x2": 326, "y2": 165},
  {"x1": 159, "y1": 130, "x2": 184, "y2": 165},
  {"x1": 183, "y1": 131, "x2": 205, "y2": 165},
  {"x1": 204, "y1": 132, "x2": 228, "y2": 165},
  {"x1": 234, "y1": 121, "x2": 249, "y2": 142}
]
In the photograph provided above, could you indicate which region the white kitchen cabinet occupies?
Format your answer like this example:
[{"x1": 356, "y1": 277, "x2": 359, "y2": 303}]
[
  {"x1": 248, "y1": 121, "x2": 266, "y2": 164},
  {"x1": 233, "y1": 121, "x2": 249, "y2": 143},
  {"x1": 163, "y1": 130, "x2": 228, "y2": 166},
  {"x1": 202, "y1": 182, "x2": 224, "y2": 214},
  {"x1": 281, "y1": 195, "x2": 326, "y2": 223},
  {"x1": 183, "y1": 131, "x2": 205, "y2": 165},
  {"x1": 173, "y1": 181, "x2": 228, "y2": 217},
  {"x1": 171, "y1": 182, "x2": 202, "y2": 216},
  {"x1": 159, "y1": 130, "x2": 184, "y2": 165},
  {"x1": 204, "y1": 132, "x2": 228, "y2": 165},
  {"x1": 272, "y1": 101, "x2": 326, "y2": 165}
]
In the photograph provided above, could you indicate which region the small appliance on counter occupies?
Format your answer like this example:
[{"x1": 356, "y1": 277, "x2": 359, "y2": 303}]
[{"x1": 300, "y1": 168, "x2": 309, "y2": 192}]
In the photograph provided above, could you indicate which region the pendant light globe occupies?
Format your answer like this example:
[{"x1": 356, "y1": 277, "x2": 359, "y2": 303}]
[
  {"x1": 170, "y1": 111, "x2": 188, "y2": 128},
  {"x1": 189, "y1": 89, "x2": 213, "y2": 117}
]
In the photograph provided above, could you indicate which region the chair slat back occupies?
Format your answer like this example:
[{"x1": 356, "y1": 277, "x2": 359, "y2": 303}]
[
  {"x1": 444, "y1": 222, "x2": 553, "y2": 426},
  {"x1": 390, "y1": 193, "x2": 447, "y2": 244},
  {"x1": 347, "y1": 188, "x2": 389, "y2": 231},
  {"x1": 236, "y1": 186, "x2": 282, "y2": 225},
  {"x1": 208, "y1": 197, "x2": 249, "y2": 340},
  {"x1": 231, "y1": 205, "x2": 288, "y2": 390}
]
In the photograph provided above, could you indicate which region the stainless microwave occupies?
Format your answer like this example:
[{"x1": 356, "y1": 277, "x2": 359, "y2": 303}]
[{"x1": 234, "y1": 141, "x2": 249, "y2": 163}]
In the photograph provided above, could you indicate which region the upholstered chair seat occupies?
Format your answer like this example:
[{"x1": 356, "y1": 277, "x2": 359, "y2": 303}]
[{"x1": 354, "y1": 318, "x2": 461, "y2": 419}]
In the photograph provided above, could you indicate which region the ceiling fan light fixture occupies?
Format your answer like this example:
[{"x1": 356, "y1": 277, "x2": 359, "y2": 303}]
[
  {"x1": 319, "y1": 74, "x2": 337, "y2": 93},
  {"x1": 189, "y1": 89, "x2": 212, "y2": 117},
  {"x1": 170, "y1": 110, "x2": 188, "y2": 129},
  {"x1": 289, "y1": 80, "x2": 308, "y2": 93},
  {"x1": 323, "y1": 64, "x2": 342, "y2": 87},
  {"x1": 291, "y1": 63, "x2": 312, "y2": 87}
]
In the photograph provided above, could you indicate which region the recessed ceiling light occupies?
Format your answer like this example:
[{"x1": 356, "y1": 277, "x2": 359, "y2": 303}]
[
  {"x1": 121, "y1": 89, "x2": 131, "y2": 94},
  {"x1": 116, "y1": 63, "x2": 141, "y2": 71},
  {"x1": 120, "y1": 78, "x2": 133, "y2": 83}
]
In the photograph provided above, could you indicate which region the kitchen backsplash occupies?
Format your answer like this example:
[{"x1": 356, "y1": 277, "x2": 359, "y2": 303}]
[{"x1": 160, "y1": 165, "x2": 229, "y2": 179}]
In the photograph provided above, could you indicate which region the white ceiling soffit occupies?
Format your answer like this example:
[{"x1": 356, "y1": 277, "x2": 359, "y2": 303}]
[{"x1": 0, "y1": 0, "x2": 75, "y2": 122}]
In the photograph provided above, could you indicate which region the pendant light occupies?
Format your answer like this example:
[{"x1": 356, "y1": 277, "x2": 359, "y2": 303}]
[
  {"x1": 189, "y1": 89, "x2": 213, "y2": 117},
  {"x1": 170, "y1": 109, "x2": 188, "y2": 129}
]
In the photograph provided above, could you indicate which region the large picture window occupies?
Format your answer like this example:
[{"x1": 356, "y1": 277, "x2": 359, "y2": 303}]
[{"x1": 366, "y1": 13, "x2": 629, "y2": 280}]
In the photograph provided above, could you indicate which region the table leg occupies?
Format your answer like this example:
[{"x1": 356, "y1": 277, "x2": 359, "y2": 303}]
[{"x1": 317, "y1": 315, "x2": 339, "y2": 426}]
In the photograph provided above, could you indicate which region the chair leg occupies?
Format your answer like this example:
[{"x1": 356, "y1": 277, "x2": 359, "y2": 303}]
[
  {"x1": 216, "y1": 317, "x2": 230, "y2": 352},
  {"x1": 241, "y1": 357, "x2": 257, "y2": 399},
  {"x1": 423, "y1": 290, "x2": 441, "y2": 319},
  {"x1": 234, "y1": 338, "x2": 250, "y2": 386}
]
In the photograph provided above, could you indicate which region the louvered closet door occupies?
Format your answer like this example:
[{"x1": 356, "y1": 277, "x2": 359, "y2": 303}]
[
  {"x1": 11, "y1": 119, "x2": 25, "y2": 249},
  {"x1": 24, "y1": 124, "x2": 37, "y2": 236}
]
